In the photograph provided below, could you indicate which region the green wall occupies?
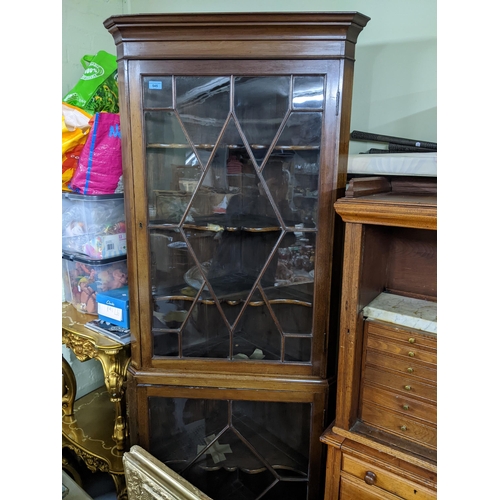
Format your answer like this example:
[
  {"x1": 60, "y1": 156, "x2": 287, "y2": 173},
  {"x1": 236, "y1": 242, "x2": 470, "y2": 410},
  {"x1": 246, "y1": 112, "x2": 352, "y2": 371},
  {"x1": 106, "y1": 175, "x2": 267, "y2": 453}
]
[{"x1": 63, "y1": 0, "x2": 437, "y2": 152}]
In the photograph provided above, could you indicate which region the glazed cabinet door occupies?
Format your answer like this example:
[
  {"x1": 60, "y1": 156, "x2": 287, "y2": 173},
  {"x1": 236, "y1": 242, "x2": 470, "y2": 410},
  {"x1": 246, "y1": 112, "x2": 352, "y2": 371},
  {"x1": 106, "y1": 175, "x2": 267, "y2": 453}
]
[
  {"x1": 132, "y1": 383, "x2": 329, "y2": 500},
  {"x1": 126, "y1": 59, "x2": 344, "y2": 376}
]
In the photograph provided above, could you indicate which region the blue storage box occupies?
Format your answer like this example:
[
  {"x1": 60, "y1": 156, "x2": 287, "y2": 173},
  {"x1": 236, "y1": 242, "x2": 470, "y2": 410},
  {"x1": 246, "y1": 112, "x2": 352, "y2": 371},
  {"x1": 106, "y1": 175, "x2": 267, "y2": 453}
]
[{"x1": 96, "y1": 286, "x2": 129, "y2": 328}]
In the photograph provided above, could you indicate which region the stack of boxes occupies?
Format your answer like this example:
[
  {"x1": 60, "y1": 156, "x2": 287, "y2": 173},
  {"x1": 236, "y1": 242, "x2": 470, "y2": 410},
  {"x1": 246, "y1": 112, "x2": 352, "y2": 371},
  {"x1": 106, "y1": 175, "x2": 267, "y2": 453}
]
[{"x1": 62, "y1": 192, "x2": 129, "y2": 328}]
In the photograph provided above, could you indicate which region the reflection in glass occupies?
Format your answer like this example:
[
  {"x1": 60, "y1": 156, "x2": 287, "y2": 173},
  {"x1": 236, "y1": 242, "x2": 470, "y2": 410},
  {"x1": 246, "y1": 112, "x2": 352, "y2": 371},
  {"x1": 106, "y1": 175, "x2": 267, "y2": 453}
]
[
  {"x1": 176, "y1": 76, "x2": 230, "y2": 158},
  {"x1": 149, "y1": 397, "x2": 311, "y2": 499},
  {"x1": 292, "y1": 76, "x2": 324, "y2": 109},
  {"x1": 234, "y1": 76, "x2": 289, "y2": 165},
  {"x1": 277, "y1": 112, "x2": 322, "y2": 148}
]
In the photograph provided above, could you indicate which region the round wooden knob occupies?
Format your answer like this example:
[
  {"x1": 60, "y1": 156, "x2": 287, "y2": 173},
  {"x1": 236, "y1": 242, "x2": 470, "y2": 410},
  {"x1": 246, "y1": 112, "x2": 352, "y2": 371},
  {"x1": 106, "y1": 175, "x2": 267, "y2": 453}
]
[{"x1": 364, "y1": 471, "x2": 376, "y2": 485}]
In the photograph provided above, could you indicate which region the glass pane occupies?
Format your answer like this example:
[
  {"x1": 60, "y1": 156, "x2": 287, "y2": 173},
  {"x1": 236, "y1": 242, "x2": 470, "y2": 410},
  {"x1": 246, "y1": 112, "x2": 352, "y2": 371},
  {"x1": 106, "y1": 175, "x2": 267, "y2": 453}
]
[
  {"x1": 231, "y1": 291, "x2": 281, "y2": 361},
  {"x1": 145, "y1": 110, "x2": 201, "y2": 217},
  {"x1": 234, "y1": 76, "x2": 290, "y2": 166},
  {"x1": 145, "y1": 73, "x2": 324, "y2": 364},
  {"x1": 149, "y1": 397, "x2": 311, "y2": 500},
  {"x1": 143, "y1": 76, "x2": 173, "y2": 108},
  {"x1": 292, "y1": 76, "x2": 324, "y2": 109},
  {"x1": 284, "y1": 336, "x2": 311, "y2": 363},
  {"x1": 150, "y1": 229, "x2": 192, "y2": 290},
  {"x1": 176, "y1": 76, "x2": 231, "y2": 160},
  {"x1": 275, "y1": 231, "x2": 315, "y2": 288},
  {"x1": 275, "y1": 112, "x2": 322, "y2": 227}
]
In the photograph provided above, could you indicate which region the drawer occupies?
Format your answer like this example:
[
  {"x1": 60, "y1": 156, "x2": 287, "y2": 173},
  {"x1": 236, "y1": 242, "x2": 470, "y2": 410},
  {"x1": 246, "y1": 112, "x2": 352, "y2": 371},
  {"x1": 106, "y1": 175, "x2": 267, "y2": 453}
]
[
  {"x1": 364, "y1": 366, "x2": 437, "y2": 402},
  {"x1": 341, "y1": 454, "x2": 437, "y2": 500},
  {"x1": 339, "y1": 475, "x2": 402, "y2": 499},
  {"x1": 366, "y1": 336, "x2": 437, "y2": 366},
  {"x1": 360, "y1": 402, "x2": 437, "y2": 449},
  {"x1": 366, "y1": 320, "x2": 437, "y2": 350},
  {"x1": 362, "y1": 384, "x2": 437, "y2": 425},
  {"x1": 365, "y1": 349, "x2": 436, "y2": 384}
]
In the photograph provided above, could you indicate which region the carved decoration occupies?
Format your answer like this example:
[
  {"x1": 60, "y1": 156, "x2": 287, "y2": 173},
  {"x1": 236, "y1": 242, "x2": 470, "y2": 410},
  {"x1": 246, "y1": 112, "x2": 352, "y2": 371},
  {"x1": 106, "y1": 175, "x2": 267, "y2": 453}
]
[
  {"x1": 123, "y1": 446, "x2": 213, "y2": 500},
  {"x1": 63, "y1": 443, "x2": 110, "y2": 472},
  {"x1": 62, "y1": 331, "x2": 97, "y2": 361}
]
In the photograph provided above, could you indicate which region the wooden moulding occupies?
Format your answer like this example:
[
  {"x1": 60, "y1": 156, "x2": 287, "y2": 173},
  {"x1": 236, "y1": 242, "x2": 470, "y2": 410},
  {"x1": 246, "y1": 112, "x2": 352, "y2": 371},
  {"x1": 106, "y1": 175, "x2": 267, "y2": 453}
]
[
  {"x1": 345, "y1": 176, "x2": 392, "y2": 198},
  {"x1": 334, "y1": 194, "x2": 437, "y2": 230},
  {"x1": 104, "y1": 12, "x2": 370, "y2": 61}
]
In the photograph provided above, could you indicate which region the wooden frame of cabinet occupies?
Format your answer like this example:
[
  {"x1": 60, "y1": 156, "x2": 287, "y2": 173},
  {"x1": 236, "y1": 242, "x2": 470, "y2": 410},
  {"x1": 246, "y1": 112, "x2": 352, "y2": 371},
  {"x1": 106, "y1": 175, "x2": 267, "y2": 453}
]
[
  {"x1": 321, "y1": 177, "x2": 437, "y2": 499},
  {"x1": 105, "y1": 13, "x2": 369, "y2": 500}
]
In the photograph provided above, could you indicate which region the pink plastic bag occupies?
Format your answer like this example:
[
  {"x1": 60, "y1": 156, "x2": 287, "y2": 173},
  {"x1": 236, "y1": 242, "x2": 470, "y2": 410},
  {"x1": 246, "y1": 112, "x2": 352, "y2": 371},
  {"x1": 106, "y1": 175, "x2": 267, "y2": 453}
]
[{"x1": 70, "y1": 112, "x2": 123, "y2": 195}]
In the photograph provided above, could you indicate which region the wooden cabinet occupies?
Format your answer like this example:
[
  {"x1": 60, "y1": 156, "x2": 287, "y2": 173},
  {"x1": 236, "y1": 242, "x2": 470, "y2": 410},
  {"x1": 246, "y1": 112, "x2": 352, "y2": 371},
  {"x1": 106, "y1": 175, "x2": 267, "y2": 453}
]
[
  {"x1": 104, "y1": 12, "x2": 369, "y2": 500},
  {"x1": 321, "y1": 177, "x2": 437, "y2": 499}
]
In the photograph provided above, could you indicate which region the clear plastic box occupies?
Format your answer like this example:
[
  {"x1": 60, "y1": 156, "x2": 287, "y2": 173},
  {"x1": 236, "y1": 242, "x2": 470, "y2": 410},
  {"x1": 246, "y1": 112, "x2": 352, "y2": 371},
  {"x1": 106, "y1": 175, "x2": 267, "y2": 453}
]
[
  {"x1": 62, "y1": 192, "x2": 127, "y2": 260},
  {"x1": 62, "y1": 252, "x2": 128, "y2": 315}
]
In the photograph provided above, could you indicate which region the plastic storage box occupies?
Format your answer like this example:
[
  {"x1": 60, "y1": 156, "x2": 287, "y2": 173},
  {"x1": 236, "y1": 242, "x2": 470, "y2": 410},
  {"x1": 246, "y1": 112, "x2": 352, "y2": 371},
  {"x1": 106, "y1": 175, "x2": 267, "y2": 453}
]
[
  {"x1": 62, "y1": 252, "x2": 128, "y2": 315},
  {"x1": 62, "y1": 192, "x2": 127, "y2": 260}
]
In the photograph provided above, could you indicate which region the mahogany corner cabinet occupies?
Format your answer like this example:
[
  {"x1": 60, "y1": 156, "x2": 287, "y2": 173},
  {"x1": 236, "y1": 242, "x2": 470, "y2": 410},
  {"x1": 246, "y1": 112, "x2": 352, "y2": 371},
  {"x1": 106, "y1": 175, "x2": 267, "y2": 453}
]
[{"x1": 105, "y1": 12, "x2": 369, "y2": 500}]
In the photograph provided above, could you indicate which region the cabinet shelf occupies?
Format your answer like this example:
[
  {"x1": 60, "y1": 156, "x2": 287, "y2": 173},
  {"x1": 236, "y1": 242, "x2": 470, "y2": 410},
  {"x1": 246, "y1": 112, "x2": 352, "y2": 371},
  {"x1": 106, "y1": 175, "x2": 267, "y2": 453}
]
[
  {"x1": 153, "y1": 275, "x2": 314, "y2": 305},
  {"x1": 147, "y1": 143, "x2": 320, "y2": 152},
  {"x1": 150, "y1": 213, "x2": 300, "y2": 231}
]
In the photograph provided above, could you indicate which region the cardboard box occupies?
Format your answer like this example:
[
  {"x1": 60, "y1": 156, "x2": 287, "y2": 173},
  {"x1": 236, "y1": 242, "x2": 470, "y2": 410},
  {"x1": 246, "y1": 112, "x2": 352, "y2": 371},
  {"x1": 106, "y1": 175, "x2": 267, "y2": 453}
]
[{"x1": 96, "y1": 287, "x2": 130, "y2": 328}]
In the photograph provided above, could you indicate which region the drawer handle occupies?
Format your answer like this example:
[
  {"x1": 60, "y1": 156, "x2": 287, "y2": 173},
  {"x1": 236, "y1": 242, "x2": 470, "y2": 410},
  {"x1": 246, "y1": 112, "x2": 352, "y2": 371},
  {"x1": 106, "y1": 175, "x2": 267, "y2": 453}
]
[
  {"x1": 404, "y1": 385, "x2": 412, "y2": 391},
  {"x1": 408, "y1": 351, "x2": 415, "y2": 357},
  {"x1": 400, "y1": 425, "x2": 407, "y2": 431},
  {"x1": 407, "y1": 367, "x2": 414, "y2": 374},
  {"x1": 364, "y1": 471, "x2": 377, "y2": 485},
  {"x1": 408, "y1": 337, "x2": 416, "y2": 344},
  {"x1": 403, "y1": 404, "x2": 409, "y2": 410}
]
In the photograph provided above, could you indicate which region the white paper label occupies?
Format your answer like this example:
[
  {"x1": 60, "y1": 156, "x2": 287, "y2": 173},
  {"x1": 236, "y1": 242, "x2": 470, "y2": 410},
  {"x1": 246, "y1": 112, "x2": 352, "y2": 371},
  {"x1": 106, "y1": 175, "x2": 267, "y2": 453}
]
[{"x1": 98, "y1": 303, "x2": 123, "y2": 322}]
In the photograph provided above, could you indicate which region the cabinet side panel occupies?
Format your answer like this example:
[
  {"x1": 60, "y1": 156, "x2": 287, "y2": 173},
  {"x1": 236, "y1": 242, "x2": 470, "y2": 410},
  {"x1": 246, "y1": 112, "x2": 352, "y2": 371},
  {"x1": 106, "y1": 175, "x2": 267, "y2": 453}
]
[{"x1": 116, "y1": 58, "x2": 142, "y2": 368}]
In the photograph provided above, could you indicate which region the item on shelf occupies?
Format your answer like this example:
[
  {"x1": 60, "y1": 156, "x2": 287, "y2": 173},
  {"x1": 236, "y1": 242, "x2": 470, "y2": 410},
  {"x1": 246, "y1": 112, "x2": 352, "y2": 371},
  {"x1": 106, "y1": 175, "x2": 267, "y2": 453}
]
[
  {"x1": 62, "y1": 192, "x2": 127, "y2": 259},
  {"x1": 97, "y1": 286, "x2": 130, "y2": 328},
  {"x1": 62, "y1": 252, "x2": 128, "y2": 314},
  {"x1": 63, "y1": 51, "x2": 119, "y2": 114},
  {"x1": 85, "y1": 318, "x2": 131, "y2": 345}
]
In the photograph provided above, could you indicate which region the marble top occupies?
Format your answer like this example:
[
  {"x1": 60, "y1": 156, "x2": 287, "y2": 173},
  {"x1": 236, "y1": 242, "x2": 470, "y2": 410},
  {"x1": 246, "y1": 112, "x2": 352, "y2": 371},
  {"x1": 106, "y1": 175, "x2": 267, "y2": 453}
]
[
  {"x1": 362, "y1": 292, "x2": 437, "y2": 334},
  {"x1": 348, "y1": 152, "x2": 437, "y2": 177}
]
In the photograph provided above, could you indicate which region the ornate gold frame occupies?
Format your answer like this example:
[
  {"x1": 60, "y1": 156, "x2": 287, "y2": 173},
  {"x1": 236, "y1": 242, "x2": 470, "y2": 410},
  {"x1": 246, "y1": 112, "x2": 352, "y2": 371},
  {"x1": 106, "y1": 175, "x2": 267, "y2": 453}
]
[{"x1": 124, "y1": 446, "x2": 213, "y2": 500}]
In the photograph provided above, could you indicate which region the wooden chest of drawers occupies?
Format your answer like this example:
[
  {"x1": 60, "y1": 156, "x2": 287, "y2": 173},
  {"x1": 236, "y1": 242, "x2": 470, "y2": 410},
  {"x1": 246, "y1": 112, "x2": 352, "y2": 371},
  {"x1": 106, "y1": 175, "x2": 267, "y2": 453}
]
[
  {"x1": 321, "y1": 431, "x2": 437, "y2": 500},
  {"x1": 324, "y1": 183, "x2": 438, "y2": 499},
  {"x1": 360, "y1": 319, "x2": 437, "y2": 450}
]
